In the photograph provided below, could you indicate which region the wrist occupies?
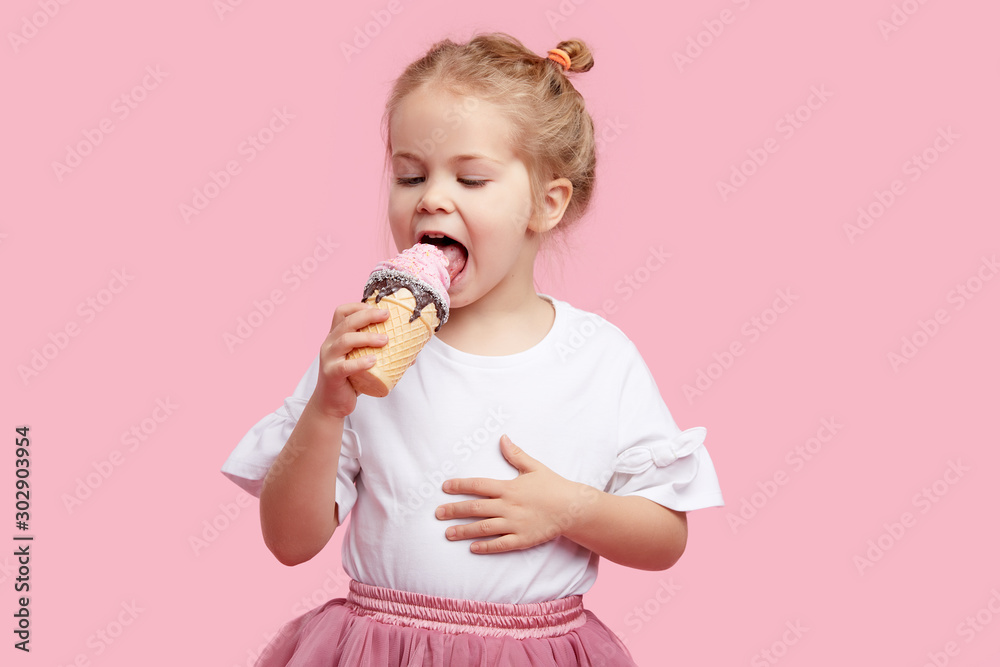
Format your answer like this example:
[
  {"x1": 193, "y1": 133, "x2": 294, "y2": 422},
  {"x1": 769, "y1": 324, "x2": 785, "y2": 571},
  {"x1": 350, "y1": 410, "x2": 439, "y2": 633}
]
[
  {"x1": 305, "y1": 392, "x2": 352, "y2": 422},
  {"x1": 556, "y1": 480, "x2": 603, "y2": 541}
]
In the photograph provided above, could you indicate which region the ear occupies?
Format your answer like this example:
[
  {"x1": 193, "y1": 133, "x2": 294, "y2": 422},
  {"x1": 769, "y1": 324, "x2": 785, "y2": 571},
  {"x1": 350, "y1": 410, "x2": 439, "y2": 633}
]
[{"x1": 529, "y1": 177, "x2": 573, "y2": 234}]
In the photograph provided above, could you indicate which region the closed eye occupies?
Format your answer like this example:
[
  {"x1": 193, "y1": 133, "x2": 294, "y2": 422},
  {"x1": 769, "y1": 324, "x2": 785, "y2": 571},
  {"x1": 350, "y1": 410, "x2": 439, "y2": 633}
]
[{"x1": 394, "y1": 176, "x2": 488, "y2": 188}]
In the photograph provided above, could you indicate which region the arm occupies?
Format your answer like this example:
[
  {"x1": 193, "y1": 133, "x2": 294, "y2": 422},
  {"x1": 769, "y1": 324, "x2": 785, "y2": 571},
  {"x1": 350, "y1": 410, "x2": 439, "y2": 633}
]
[
  {"x1": 560, "y1": 483, "x2": 688, "y2": 571},
  {"x1": 259, "y1": 401, "x2": 345, "y2": 566},
  {"x1": 436, "y1": 434, "x2": 688, "y2": 571},
  {"x1": 259, "y1": 301, "x2": 390, "y2": 566}
]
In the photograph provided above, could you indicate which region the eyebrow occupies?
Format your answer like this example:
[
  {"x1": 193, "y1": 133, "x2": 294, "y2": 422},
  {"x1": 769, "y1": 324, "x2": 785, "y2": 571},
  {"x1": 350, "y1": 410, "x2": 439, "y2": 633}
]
[{"x1": 391, "y1": 151, "x2": 503, "y2": 166}]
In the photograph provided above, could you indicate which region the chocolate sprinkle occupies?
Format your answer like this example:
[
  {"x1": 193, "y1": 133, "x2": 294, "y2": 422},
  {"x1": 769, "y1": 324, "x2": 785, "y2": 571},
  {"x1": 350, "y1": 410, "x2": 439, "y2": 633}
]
[{"x1": 361, "y1": 269, "x2": 450, "y2": 331}]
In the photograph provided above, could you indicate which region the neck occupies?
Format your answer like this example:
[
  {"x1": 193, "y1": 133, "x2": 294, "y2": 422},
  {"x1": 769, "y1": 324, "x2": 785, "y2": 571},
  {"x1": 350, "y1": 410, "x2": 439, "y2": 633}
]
[
  {"x1": 435, "y1": 242, "x2": 555, "y2": 355},
  {"x1": 436, "y1": 293, "x2": 555, "y2": 356}
]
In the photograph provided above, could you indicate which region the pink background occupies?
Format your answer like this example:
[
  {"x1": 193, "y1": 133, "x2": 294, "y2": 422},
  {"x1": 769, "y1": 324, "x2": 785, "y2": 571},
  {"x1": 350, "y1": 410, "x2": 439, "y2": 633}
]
[{"x1": 5, "y1": 1, "x2": 999, "y2": 665}]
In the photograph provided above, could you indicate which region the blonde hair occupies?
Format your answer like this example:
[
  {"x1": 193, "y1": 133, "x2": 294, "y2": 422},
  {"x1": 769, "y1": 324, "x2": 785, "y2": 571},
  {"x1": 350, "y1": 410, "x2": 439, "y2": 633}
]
[{"x1": 381, "y1": 33, "x2": 597, "y2": 242}]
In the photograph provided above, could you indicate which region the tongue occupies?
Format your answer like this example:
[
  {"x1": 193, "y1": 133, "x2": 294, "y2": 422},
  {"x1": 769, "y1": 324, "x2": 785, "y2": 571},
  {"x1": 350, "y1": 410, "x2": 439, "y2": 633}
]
[{"x1": 440, "y1": 244, "x2": 467, "y2": 285}]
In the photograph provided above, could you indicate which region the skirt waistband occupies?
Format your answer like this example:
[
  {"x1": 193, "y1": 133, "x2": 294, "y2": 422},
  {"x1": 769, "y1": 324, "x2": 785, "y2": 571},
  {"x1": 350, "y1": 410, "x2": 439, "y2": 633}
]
[{"x1": 345, "y1": 579, "x2": 587, "y2": 639}]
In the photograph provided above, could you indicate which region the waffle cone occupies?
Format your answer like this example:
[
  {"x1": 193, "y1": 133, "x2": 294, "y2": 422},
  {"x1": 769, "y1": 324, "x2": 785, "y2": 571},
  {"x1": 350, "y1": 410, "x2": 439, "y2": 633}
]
[{"x1": 347, "y1": 288, "x2": 440, "y2": 397}]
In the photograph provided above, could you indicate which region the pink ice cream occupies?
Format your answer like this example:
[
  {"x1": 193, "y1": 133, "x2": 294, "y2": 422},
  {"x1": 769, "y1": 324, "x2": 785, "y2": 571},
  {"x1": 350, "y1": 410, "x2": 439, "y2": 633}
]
[
  {"x1": 373, "y1": 244, "x2": 451, "y2": 307},
  {"x1": 362, "y1": 243, "x2": 453, "y2": 330}
]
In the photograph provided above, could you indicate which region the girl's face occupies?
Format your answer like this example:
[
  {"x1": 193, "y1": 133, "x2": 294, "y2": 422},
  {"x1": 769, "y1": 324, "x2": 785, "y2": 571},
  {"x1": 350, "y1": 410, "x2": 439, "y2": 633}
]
[{"x1": 388, "y1": 85, "x2": 538, "y2": 311}]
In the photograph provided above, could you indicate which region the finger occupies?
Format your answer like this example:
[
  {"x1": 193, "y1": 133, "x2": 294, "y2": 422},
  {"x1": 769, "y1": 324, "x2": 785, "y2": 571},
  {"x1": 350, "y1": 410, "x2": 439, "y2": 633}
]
[
  {"x1": 323, "y1": 314, "x2": 392, "y2": 358},
  {"x1": 470, "y1": 524, "x2": 563, "y2": 554},
  {"x1": 442, "y1": 477, "x2": 505, "y2": 498},
  {"x1": 330, "y1": 302, "x2": 391, "y2": 333},
  {"x1": 499, "y1": 434, "x2": 539, "y2": 474},
  {"x1": 341, "y1": 330, "x2": 389, "y2": 352},
  {"x1": 320, "y1": 353, "x2": 376, "y2": 383},
  {"x1": 435, "y1": 498, "x2": 502, "y2": 521},
  {"x1": 469, "y1": 534, "x2": 530, "y2": 555},
  {"x1": 329, "y1": 301, "x2": 375, "y2": 330},
  {"x1": 340, "y1": 354, "x2": 378, "y2": 378},
  {"x1": 444, "y1": 517, "x2": 510, "y2": 542},
  {"x1": 322, "y1": 334, "x2": 386, "y2": 365},
  {"x1": 342, "y1": 304, "x2": 392, "y2": 333}
]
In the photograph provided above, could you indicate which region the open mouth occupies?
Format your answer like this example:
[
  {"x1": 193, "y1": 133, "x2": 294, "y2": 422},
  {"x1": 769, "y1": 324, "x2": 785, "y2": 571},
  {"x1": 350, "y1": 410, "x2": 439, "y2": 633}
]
[{"x1": 420, "y1": 234, "x2": 468, "y2": 284}]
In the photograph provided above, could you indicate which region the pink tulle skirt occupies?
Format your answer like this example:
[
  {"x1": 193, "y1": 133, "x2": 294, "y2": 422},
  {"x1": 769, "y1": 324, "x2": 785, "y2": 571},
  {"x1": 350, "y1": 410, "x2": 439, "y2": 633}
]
[{"x1": 255, "y1": 579, "x2": 638, "y2": 666}]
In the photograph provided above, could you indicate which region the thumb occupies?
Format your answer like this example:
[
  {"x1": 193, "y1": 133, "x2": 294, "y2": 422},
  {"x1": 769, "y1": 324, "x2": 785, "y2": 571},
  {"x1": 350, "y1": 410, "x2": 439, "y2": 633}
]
[{"x1": 500, "y1": 434, "x2": 538, "y2": 474}]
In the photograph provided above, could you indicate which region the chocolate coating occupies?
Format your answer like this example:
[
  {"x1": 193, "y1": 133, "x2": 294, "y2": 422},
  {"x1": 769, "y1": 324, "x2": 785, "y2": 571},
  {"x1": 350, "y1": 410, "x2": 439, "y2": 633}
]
[{"x1": 362, "y1": 269, "x2": 450, "y2": 331}]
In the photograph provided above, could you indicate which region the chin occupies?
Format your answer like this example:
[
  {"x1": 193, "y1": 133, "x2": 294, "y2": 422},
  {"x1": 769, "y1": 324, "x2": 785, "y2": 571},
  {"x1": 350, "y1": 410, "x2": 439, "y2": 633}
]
[{"x1": 446, "y1": 294, "x2": 471, "y2": 310}]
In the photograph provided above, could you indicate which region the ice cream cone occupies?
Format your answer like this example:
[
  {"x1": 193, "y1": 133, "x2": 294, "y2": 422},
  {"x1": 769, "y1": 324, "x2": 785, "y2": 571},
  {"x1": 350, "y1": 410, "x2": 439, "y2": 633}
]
[
  {"x1": 346, "y1": 243, "x2": 453, "y2": 397},
  {"x1": 347, "y1": 287, "x2": 441, "y2": 397}
]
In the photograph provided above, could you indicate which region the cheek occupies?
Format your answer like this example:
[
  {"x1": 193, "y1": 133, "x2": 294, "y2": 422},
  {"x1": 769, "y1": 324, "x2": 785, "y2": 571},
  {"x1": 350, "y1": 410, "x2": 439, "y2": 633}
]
[
  {"x1": 388, "y1": 189, "x2": 404, "y2": 211},
  {"x1": 487, "y1": 201, "x2": 533, "y2": 237},
  {"x1": 386, "y1": 200, "x2": 409, "y2": 241},
  {"x1": 487, "y1": 185, "x2": 533, "y2": 230},
  {"x1": 387, "y1": 191, "x2": 412, "y2": 220}
]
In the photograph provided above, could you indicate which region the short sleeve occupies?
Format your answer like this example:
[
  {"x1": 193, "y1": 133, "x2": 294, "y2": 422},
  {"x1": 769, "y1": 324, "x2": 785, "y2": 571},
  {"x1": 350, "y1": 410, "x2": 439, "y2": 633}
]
[
  {"x1": 219, "y1": 355, "x2": 363, "y2": 519},
  {"x1": 606, "y1": 345, "x2": 724, "y2": 512}
]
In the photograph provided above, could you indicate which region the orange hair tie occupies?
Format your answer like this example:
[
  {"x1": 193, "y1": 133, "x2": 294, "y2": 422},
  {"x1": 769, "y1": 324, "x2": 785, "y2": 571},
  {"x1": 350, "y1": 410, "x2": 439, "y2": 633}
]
[{"x1": 547, "y1": 48, "x2": 571, "y2": 72}]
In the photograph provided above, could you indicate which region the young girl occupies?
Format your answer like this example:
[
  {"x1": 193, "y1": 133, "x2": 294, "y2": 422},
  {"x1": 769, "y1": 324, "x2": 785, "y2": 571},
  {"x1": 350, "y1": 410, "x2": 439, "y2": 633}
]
[{"x1": 222, "y1": 32, "x2": 724, "y2": 666}]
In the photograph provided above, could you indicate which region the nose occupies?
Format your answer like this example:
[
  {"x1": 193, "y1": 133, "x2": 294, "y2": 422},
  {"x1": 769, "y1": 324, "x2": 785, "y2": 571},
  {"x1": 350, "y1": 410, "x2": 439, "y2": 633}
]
[{"x1": 417, "y1": 176, "x2": 455, "y2": 215}]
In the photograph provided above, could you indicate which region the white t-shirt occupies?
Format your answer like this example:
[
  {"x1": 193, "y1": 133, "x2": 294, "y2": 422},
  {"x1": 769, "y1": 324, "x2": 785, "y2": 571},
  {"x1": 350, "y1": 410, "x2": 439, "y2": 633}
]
[{"x1": 221, "y1": 295, "x2": 724, "y2": 604}]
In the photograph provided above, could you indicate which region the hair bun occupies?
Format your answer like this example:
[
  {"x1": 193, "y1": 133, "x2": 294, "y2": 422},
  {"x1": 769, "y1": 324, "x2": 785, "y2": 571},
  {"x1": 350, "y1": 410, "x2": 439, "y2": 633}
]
[{"x1": 554, "y1": 39, "x2": 594, "y2": 73}]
